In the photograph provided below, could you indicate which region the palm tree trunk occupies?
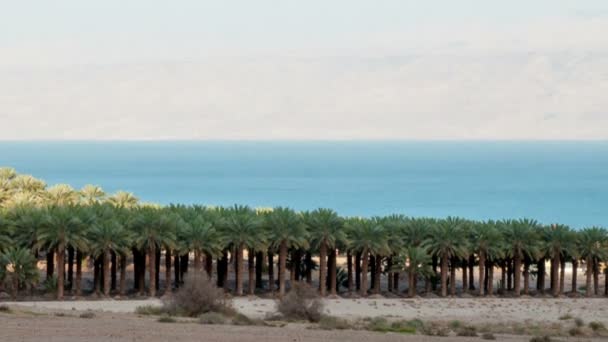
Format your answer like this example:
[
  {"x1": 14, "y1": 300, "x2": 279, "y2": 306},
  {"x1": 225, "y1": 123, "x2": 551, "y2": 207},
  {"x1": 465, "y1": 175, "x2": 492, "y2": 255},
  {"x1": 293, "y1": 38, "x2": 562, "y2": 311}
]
[
  {"x1": 593, "y1": 258, "x2": 599, "y2": 295},
  {"x1": 487, "y1": 262, "x2": 494, "y2": 296},
  {"x1": 432, "y1": 255, "x2": 438, "y2": 291},
  {"x1": 586, "y1": 256, "x2": 593, "y2": 298},
  {"x1": 500, "y1": 263, "x2": 506, "y2": 293},
  {"x1": 255, "y1": 251, "x2": 263, "y2": 289},
  {"x1": 478, "y1": 251, "x2": 486, "y2": 296},
  {"x1": 330, "y1": 249, "x2": 338, "y2": 296},
  {"x1": 194, "y1": 251, "x2": 202, "y2": 271},
  {"x1": 248, "y1": 248, "x2": 255, "y2": 295},
  {"x1": 408, "y1": 269, "x2": 416, "y2": 297},
  {"x1": 462, "y1": 258, "x2": 468, "y2": 293},
  {"x1": 394, "y1": 272, "x2": 400, "y2": 292},
  {"x1": 268, "y1": 251, "x2": 275, "y2": 293},
  {"x1": 571, "y1": 258, "x2": 578, "y2": 294},
  {"x1": 449, "y1": 257, "x2": 456, "y2": 296},
  {"x1": 551, "y1": 252, "x2": 560, "y2": 297},
  {"x1": 139, "y1": 251, "x2": 146, "y2": 295},
  {"x1": 103, "y1": 250, "x2": 111, "y2": 296},
  {"x1": 360, "y1": 250, "x2": 369, "y2": 297},
  {"x1": 507, "y1": 259, "x2": 513, "y2": 291},
  {"x1": 46, "y1": 250, "x2": 55, "y2": 280},
  {"x1": 111, "y1": 252, "x2": 117, "y2": 291},
  {"x1": 305, "y1": 252, "x2": 312, "y2": 284},
  {"x1": 294, "y1": 250, "x2": 301, "y2": 281},
  {"x1": 468, "y1": 255, "x2": 475, "y2": 291},
  {"x1": 94, "y1": 256, "x2": 100, "y2": 294},
  {"x1": 174, "y1": 254, "x2": 181, "y2": 288},
  {"x1": 369, "y1": 255, "x2": 376, "y2": 290},
  {"x1": 165, "y1": 249, "x2": 172, "y2": 291},
  {"x1": 235, "y1": 244, "x2": 244, "y2": 296},
  {"x1": 373, "y1": 255, "x2": 381, "y2": 295},
  {"x1": 355, "y1": 252, "x2": 361, "y2": 291},
  {"x1": 205, "y1": 252, "x2": 213, "y2": 278},
  {"x1": 559, "y1": 258, "x2": 565, "y2": 296},
  {"x1": 155, "y1": 249, "x2": 161, "y2": 291},
  {"x1": 278, "y1": 242, "x2": 287, "y2": 297},
  {"x1": 347, "y1": 252, "x2": 353, "y2": 293},
  {"x1": 56, "y1": 247, "x2": 65, "y2": 299},
  {"x1": 538, "y1": 258, "x2": 546, "y2": 294},
  {"x1": 67, "y1": 247, "x2": 74, "y2": 291},
  {"x1": 513, "y1": 254, "x2": 521, "y2": 297},
  {"x1": 523, "y1": 258, "x2": 530, "y2": 295},
  {"x1": 120, "y1": 253, "x2": 127, "y2": 296},
  {"x1": 221, "y1": 251, "x2": 228, "y2": 291},
  {"x1": 75, "y1": 249, "x2": 83, "y2": 296},
  {"x1": 149, "y1": 245, "x2": 156, "y2": 297},
  {"x1": 319, "y1": 242, "x2": 327, "y2": 297},
  {"x1": 440, "y1": 255, "x2": 448, "y2": 297},
  {"x1": 132, "y1": 248, "x2": 140, "y2": 291}
]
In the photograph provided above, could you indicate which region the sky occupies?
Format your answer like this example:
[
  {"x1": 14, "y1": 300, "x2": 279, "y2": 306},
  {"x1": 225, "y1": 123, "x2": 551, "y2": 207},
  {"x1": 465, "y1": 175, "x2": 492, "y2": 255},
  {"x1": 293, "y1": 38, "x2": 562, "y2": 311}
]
[{"x1": 1, "y1": 0, "x2": 607, "y2": 140}]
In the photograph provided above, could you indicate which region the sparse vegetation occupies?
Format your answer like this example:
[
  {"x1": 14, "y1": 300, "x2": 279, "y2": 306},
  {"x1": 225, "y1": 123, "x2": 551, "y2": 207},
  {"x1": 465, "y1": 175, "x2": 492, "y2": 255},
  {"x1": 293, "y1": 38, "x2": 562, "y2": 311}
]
[
  {"x1": 558, "y1": 313, "x2": 572, "y2": 320},
  {"x1": 529, "y1": 336, "x2": 552, "y2": 342},
  {"x1": 135, "y1": 305, "x2": 165, "y2": 316},
  {"x1": 568, "y1": 327, "x2": 584, "y2": 336},
  {"x1": 589, "y1": 321, "x2": 606, "y2": 331},
  {"x1": 163, "y1": 272, "x2": 233, "y2": 317},
  {"x1": 0, "y1": 304, "x2": 12, "y2": 313},
  {"x1": 574, "y1": 317, "x2": 584, "y2": 327},
  {"x1": 277, "y1": 282, "x2": 323, "y2": 322},
  {"x1": 157, "y1": 315, "x2": 177, "y2": 323},
  {"x1": 456, "y1": 325, "x2": 478, "y2": 337},
  {"x1": 198, "y1": 312, "x2": 227, "y2": 325},
  {"x1": 318, "y1": 316, "x2": 351, "y2": 330},
  {"x1": 231, "y1": 313, "x2": 263, "y2": 326},
  {"x1": 79, "y1": 312, "x2": 95, "y2": 319},
  {"x1": 481, "y1": 332, "x2": 496, "y2": 340}
]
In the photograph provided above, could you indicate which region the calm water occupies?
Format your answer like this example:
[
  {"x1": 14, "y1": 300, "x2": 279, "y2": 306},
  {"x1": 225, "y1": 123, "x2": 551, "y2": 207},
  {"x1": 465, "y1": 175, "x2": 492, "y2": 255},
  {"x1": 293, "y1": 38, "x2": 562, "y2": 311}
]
[{"x1": 0, "y1": 141, "x2": 607, "y2": 228}]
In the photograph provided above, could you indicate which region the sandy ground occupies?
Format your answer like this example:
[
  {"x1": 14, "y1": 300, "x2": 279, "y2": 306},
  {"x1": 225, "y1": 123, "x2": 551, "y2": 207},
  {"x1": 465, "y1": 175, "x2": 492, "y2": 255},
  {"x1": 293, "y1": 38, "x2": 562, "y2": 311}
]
[
  {"x1": 5, "y1": 297, "x2": 608, "y2": 324},
  {"x1": 2, "y1": 298, "x2": 607, "y2": 341},
  {"x1": 0, "y1": 311, "x2": 534, "y2": 342}
]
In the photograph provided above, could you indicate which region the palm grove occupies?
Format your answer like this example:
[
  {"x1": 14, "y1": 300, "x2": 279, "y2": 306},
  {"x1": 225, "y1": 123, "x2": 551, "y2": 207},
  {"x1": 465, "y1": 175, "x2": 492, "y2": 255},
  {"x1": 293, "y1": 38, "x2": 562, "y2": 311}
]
[{"x1": 1, "y1": 167, "x2": 607, "y2": 300}]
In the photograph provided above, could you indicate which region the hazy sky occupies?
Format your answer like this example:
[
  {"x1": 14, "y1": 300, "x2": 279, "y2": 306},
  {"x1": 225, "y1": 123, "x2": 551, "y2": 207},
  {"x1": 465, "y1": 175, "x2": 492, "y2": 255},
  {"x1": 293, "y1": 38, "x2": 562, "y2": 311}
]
[{"x1": 1, "y1": 1, "x2": 607, "y2": 140}]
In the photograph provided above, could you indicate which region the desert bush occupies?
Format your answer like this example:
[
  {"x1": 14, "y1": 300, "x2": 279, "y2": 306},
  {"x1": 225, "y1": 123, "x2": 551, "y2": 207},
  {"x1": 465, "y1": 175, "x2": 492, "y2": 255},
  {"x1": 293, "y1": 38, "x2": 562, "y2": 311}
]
[
  {"x1": 449, "y1": 320, "x2": 463, "y2": 330},
  {"x1": 574, "y1": 317, "x2": 584, "y2": 327},
  {"x1": 367, "y1": 317, "x2": 390, "y2": 331},
  {"x1": 135, "y1": 305, "x2": 165, "y2": 316},
  {"x1": 529, "y1": 336, "x2": 552, "y2": 342},
  {"x1": 589, "y1": 321, "x2": 606, "y2": 331},
  {"x1": 481, "y1": 332, "x2": 496, "y2": 340},
  {"x1": 568, "y1": 327, "x2": 584, "y2": 336},
  {"x1": 43, "y1": 276, "x2": 58, "y2": 293},
  {"x1": 389, "y1": 320, "x2": 417, "y2": 334},
  {"x1": 421, "y1": 322, "x2": 449, "y2": 337},
  {"x1": 0, "y1": 304, "x2": 11, "y2": 313},
  {"x1": 231, "y1": 313, "x2": 263, "y2": 326},
  {"x1": 199, "y1": 312, "x2": 227, "y2": 325},
  {"x1": 164, "y1": 272, "x2": 232, "y2": 317},
  {"x1": 318, "y1": 316, "x2": 351, "y2": 330},
  {"x1": 79, "y1": 312, "x2": 95, "y2": 319},
  {"x1": 277, "y1": 282, "x2": 323, "y2": 322},
  {"x1": 158, "y1": 315, "x2": 177, "y2": 323},
  {"x1": 457, "y1": 325, "x2": 478, "y2": 337},
  {"x1": 558, "y1": 313, "x2": 572, "y2": 320}
]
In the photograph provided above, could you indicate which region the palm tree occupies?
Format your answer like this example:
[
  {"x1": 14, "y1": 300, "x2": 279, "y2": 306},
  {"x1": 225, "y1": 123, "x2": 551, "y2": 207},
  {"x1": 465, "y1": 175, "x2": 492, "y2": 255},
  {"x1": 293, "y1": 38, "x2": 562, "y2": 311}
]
[
  {"x1": 543, "y1": 224, "x2": 572, "y2": 296},
  {"x1": 305, "y1": 209, "x2": 345, "y2": 297},
  {"x1": 397, "y1": 246, "x2": 433, "y2": 297},
  {"x1": 265, "y1": 207, "x2": 309, "y2": 297},
  {"x1": 472, "y1": 221, "x2": 504, "y2": 296},
  {"x1": 46, "y1": 184, "x2": 79, "y2": 206},
  {"x1": 0, "y1": 247, "x2": 39, "y2": 299},
  {"x1": 132, "y1": 207, "x2": 177, "y2": 297},
  {"x1": 108, "y1": 191, "x2": 139, "y2": 209},
  {"x1": 80, "y1": 185, "x2": 106, "y2": 205},
  {"x1": 502, "y1": 219, "x2": 541, "y2": 297},
  {"x1": 36, "y1": 205, "x2": 89, "y2": 299},
  {"x1": 180, "y1": 213, "x2": 223, "y2": 275},
  {"x1": 219, "y1": 205, "x2": 262, "y2": 296},
  {"x1": 346, "y1": 217, "x2": 389, "y2": 296},
  {"x1": 578, "y1": 227, "x2": 608, "y2": 297},
  {"x1": 88, "y1": 205, "x2": 132, "y2": 296},
  {"x1": 425, "y1": 217, "x2": 469, "y2": 297}
]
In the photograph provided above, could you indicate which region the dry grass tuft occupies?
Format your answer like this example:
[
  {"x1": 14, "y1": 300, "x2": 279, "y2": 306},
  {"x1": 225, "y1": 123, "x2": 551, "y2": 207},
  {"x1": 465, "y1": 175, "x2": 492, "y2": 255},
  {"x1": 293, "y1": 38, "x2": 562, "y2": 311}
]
[{"x1": 277, "y1": 282, "x2": 324, "y2": 323}]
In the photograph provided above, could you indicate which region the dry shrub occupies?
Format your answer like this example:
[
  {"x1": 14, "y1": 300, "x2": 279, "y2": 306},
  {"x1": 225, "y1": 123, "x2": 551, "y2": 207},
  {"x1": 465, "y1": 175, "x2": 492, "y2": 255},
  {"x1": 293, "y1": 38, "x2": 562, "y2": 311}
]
[
  {"x1": 318, "y1": 316, "x2": 351, "y2": 330},
  {"x1": 164, "y1": 272, "x2": 232, "y2": 317},
  {"x1": 79, "y1": 312, "x2": 95, "y2": 319},
  {"x1": 589, "y1": 321, "x2": 606, "y2": 331},
  {"x1": 0, "y1": 304, "x2": 12, "y2": 313},
  {"x1": 457, "y1": 325, "x2": 478, "y2": 337},
  {"x1": 574, "y1": 317, "x2": 584, "y2": 327},
  {"x1": 481, "y1": 332, "x2": 496, "y2": 340},
  {"x1": 199, "y1": 312, "x2": 227, "y2": 325},
  {"x1": 529, "y1": 336, "x2": 552, "y2": 342},
  {"x1": 135, "y1": 305, "x2": 164, "y2": 316},
  {"x1": 157, "y1": 315, "x2": 177, "y2": 323},
  {"x1": 277, "y1": 282, "x2": 324, "y2": 322},
  {"x1": 231, "y1": 313, "x2": 264, "y2": 326}
]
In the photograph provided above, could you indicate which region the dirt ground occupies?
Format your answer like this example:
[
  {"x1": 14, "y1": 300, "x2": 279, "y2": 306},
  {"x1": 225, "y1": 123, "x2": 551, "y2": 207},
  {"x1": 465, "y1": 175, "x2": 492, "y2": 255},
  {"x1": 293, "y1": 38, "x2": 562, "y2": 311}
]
[{"x1": 2, "y1": 297, "x2": 607, "y2": 342}]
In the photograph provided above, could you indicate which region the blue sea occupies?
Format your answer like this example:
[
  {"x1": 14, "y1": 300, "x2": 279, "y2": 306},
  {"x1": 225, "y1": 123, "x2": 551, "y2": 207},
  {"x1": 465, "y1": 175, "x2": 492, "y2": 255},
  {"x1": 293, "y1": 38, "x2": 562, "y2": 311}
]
[{"x1": 0, "y1": 141, "x2": 607, "y2": 228}]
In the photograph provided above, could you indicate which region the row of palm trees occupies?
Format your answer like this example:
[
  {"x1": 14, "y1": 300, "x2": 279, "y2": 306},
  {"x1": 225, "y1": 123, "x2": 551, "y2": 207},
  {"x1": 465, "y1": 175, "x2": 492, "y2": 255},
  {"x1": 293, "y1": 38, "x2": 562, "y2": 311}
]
[
  {"x1": 1, "y1": 202, "x2": 607, "y2": 300},
  {"x1": 0, "y1": 168, "x2": 607, "y2": 300}
]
